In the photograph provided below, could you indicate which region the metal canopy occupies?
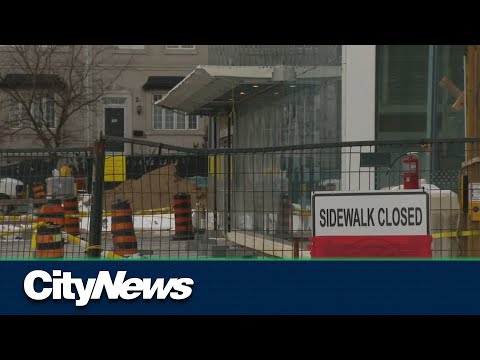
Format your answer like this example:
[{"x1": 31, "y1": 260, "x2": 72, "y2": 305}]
[{"x1": 157, "y1": 65, "x2": 341, "y2": 115}]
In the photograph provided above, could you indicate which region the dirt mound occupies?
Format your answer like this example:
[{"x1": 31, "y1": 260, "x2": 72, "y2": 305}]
[{"x1": 104, "y1": 164, "x2": 207, "y2": 211}]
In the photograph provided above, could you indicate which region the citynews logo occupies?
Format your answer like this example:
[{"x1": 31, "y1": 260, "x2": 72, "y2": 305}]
[{"x1": 23, "y1": 270, "x2": 194, "y2": 307}]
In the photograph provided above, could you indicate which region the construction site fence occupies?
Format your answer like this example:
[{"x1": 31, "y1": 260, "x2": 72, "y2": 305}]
[{"x1": 1, "y1": 136, "x2": 480, "y2": 259}]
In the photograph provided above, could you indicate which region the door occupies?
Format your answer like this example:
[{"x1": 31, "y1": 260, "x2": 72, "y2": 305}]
[{"x1": 105, "y1": 107, "x2": 125, "y2": 152}]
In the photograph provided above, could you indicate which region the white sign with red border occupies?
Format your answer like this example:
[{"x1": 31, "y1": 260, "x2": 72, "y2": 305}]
[{"x1": 311, "y1": 190, "x2": 430, "y2": 237}]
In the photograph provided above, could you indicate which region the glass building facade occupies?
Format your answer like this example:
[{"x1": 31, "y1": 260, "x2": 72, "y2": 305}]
[
  {"x1": 207, "y1": 45, "x2": 467, "y2": 231},
  {"x1": 375, "y1": 45, "x2": 466, "y2": 189},
  {"x1": 208, "y1": 45, "x2": 342, "y2": 231}
]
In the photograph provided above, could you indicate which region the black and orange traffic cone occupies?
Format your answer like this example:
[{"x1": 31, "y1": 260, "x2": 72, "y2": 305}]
[
  {"x1": 172, "y1": 193, "x2": 195, "y2": 240},
  {"x1": 35, "y1": 223, "x2": 64, "y2": 258},
  {"x1": 63, "y1": 196, "x2": 80, "y2": 236},
  {"x1": 111, "y1": 200, "x2": 138, "y2": 256}
]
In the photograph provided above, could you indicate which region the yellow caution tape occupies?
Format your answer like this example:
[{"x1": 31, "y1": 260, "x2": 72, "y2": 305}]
[
  {"x1": 84, "y1": 244, "x2": 103, "y2": 252},
  {"x1": 65, "y1": 233, "x2": 82, "y2": 245},
  {"x1": 0, "y1": 214, "x2": 36, "y2": 221},
  {"x1": 292, "y1": 209, "x2": 312, "y2": 216},
  {"x1": 432, "y1": 230, "x2": 480, "y2": 239},
  {"x1": 31, "y1": 230, "x2": 37, "y2": 250},
  {"x1": 30, "y1": 222, "x2": 46, "y2": 250},
  {"x1": 64, "y1": 233, "x2": 123, "y2": 259}
]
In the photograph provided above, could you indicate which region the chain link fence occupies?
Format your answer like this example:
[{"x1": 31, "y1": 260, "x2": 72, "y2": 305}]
[{"x1": 1, "y1": 136, "x2": 479, "y2": 259}]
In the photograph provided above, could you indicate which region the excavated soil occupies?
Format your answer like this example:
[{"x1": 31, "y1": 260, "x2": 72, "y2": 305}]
[{"x1": 104, "y1": 165, "x2": 207, "y2": 211}]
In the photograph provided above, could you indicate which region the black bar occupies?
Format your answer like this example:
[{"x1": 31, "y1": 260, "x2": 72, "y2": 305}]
[
  {"x1": 112, "y1": 229, "x2": 136, "y2": 236},
  {"x1": 87, "y1": 136, "x2": 106, "y2": 258},
  {"x1": 114, "y1": 242, "x2": 137, "y2": 250},
  {"x1": 38, "y1": 213, "x2": 65, "y2": 218},
  {"x1": 36, "y1": 241, "x2": 64, "y2": 250},
  {"x1": 37, "y1": 225, "x2": 62, "y2": 235},
  {"x1": 173, "y1": 203, "x2": 192, "y2": 209},
  {"x1": 111, "y1": 200, "x2": 131, "y2": 210},
  {"x1": 111, "y1": 215, "x2": 133, "y2": 224},
  {"x1": 104, "y1": 135, "x2": 480, "y2": 155}
]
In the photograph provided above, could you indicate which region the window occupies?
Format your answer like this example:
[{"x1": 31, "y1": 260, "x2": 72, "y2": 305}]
[
  {"x1": 165, "y1": 109, "x2": 175, "y2": 129},
  {"x1": 188, "y1": 115, "x2": 198, "y2": 130},
  {"x1": 376, "y1": 45, "x2": 429, "y2": 138},
  {"x1": 166, "y1": 45, "x2": 195, "y2": 49},
  {"x1": 8, "y1": 98, "x2": 26, "y2": 128},
  {"x1": 104, "y1": 97, "x2": 127, "y2": 105},
  {"x1": 153, "y1": 95, "x2": 163, "y2": 130},
  {"x1": 375, "y1": 45, "x2": 466, "y2": 190},
  {"x1": 44, "y1": 95, "x2": 56, "y2": 128},
  {"x1": 152, "y1": 94, "x2": 197, "y2": 130},
  {"x1": 115, "y1": 45, "x2": 145, "y2": 50},
  {"x1": 8, "y1": 95, "x2": 56, "y2": 129},
  {"x1": 176, "y1": 112, "x2": 186, "y2": 130}
]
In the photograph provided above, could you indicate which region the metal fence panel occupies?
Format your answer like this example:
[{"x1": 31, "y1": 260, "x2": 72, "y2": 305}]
[{"x1": 1, "y1": 136, "x2": 479, "y2": 259}]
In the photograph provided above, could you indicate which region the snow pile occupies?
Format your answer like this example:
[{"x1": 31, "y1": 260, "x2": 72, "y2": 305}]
[
  {"x1": 80, "y1": 213, "x2": 175, "y2": 232},
  {"x1": 0, "y1": 224, "x2": 27, "y2": 241}
]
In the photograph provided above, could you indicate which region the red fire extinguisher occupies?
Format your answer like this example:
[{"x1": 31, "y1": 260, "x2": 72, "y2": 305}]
[{"x1": 402, "y1": 153, "x2": 419, "y2": 189}]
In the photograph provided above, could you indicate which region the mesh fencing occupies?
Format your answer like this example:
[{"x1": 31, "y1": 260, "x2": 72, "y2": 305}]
[{"x1": 1, "y1": 136, "x2": 479, "y2": 259}]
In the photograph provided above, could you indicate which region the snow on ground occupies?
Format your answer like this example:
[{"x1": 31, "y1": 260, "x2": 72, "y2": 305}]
[
  {"x1": 80, "y1": 213, "x2": 175, "y2": 232},
  {"x1": 0, "y1": 224, "x2": 29, "y2": 241},
  {"x1": 77, "y1": 194, "x2": 91, "y2": 214},
  {"x1": 78, "y1": 207, "x2": 220, "y2": 233}
]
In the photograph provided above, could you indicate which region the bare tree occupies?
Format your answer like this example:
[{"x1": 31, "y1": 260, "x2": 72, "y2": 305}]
[{"x1": 0, "y1": 45, "x2": 131, "y2": 148}]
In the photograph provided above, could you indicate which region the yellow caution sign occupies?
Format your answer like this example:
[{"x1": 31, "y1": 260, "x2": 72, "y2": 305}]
[
  {"x1": 104, "y1": 155, "x2": 126, "y2": 182},
  {"x1": 208, "y1": 155, "x2": 233, "y2": 178},
  {"x1": 60, "y1": 165, "x2": 72, "y2": 177}
]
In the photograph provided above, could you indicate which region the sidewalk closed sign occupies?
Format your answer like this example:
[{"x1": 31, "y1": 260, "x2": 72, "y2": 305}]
[{"x1": 310, "y1": 191, "x2": 432, "y2": 258}]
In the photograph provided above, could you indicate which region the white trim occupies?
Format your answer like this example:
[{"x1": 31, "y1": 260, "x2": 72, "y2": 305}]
[
  {"x1": 115, "y1": 45, "x2": 145, "y2": 50},
  {"x1": 8, "y1": 94, "x2": 57, "y2": 129},
  {"x1": 43, "y1": 95, "x2": 56, "y2": 129},
  {"x1": 165, "y1": 45, "x2": 195, "y2": 50},
  {"x1": 152, "y1": 93, "x2": 198, "y2": 131}
]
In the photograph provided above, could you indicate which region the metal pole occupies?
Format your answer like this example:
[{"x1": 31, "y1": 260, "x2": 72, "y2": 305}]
[
  {"x1": 84, "y1": 45, "x2": 92, "y2": 147},
  {"x1": 213, "y1": 116, "x2": 218, "y2": 231},
  {"x1": 426, "y1": 45, "x2": 438, "y2": 184},
  {"x1": 87, "y1": 135, "x2": 106, "y2": 258},
  {"x1": 292, "y1": 237, "x2": 300, "y2": 259},
  {"x1": 227, "y1": 113, "x2": 231, "y2": 232}
]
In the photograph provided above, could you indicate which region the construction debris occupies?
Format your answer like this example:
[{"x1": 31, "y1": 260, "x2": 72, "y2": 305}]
[{"x1": 104, "y1": 164, "x2": 207, "y2": 211}]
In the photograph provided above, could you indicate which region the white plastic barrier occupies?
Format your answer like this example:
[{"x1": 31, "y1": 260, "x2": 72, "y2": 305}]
[{"x1": 382, "y1": 179, "x2": 461, "y2": 258}]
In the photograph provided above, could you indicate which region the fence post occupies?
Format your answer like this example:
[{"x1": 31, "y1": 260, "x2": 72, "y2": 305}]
[{"x1": 87, "y1": 136, "x2": 106, "y2": 258}]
